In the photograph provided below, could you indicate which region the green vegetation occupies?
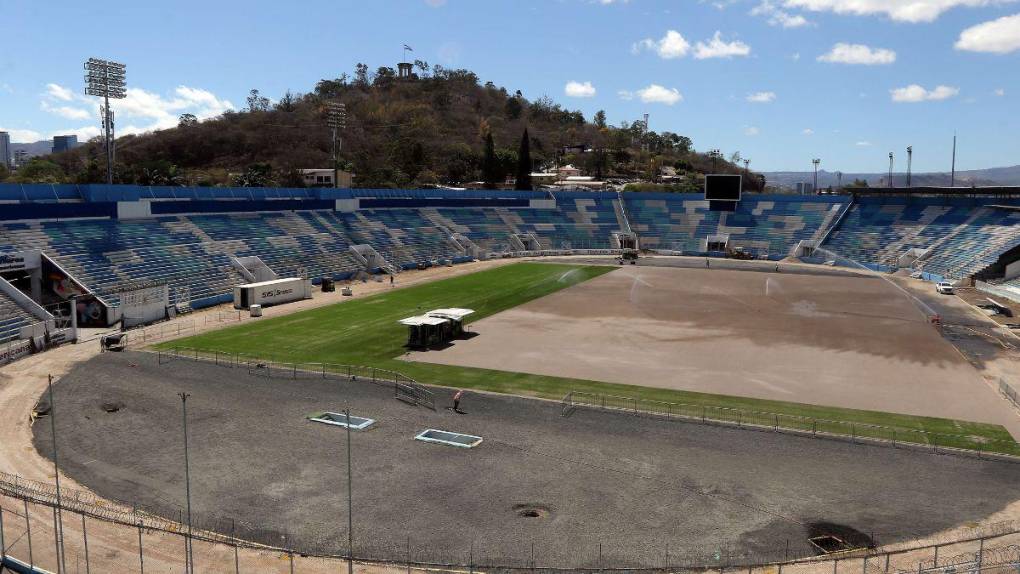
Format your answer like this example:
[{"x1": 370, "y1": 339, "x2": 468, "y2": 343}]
[
  {"x1": 24, "y1": 62, "x2": 757, "y2": 188},
  {"x1": 159, "y1": 262, "x2": 1017, "y2": 454}
]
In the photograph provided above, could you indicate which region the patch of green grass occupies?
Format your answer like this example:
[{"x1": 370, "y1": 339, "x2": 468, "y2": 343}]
[{"x1": 159, "y1": 262, "x2": 1018, "y2": 455}]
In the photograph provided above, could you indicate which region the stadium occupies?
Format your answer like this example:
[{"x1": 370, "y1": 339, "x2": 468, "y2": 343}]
[{"x1": 2, "y1": 182, "x2": 1020, "y2": 573}]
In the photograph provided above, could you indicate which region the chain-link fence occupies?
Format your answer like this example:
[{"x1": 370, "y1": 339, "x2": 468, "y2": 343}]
[
  {"x1": 5, "y1": 471, "x2": 1020, "y2": 574},
  {"x1": 562, "y1": 391, "x2": 1020, "y2": 459},
  {"x1": 155, "y1": 347, "x2": 435, "y2": 410}
]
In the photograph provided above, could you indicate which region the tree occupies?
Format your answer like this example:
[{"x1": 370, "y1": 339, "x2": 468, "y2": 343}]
[
  {"x1": 354, "y1": 63, "x2": 369, "y2": 87},
  {"x1": 178, "y1": 113, "x2": 198, "y2": 128},
  {"x1": 593, "y1": 110, "x2": 607, "y2": 129},
  {"x1": 505, "y1": 96, "x2": 523, "y2": 120},
  {"x1": 231, "y1": 163, "x2": 274, "y2": 187},
  {"x1": 514, "y1": 129, "x2": 533, "y2": 190},
  {"x1": 246, "y1": 89, "x2": 270, "y2": 112},
  {"x1": 12, "y1": 159, "x2": 65, "y2": 183},
  {"x1": 481, "y1": 132, "x2": 498, "y2": 189},
  {"x1": 275, "y1": 90, "x2": 297, "y2": 112}
]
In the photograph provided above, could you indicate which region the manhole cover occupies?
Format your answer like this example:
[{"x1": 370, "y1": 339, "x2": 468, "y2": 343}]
[
  {"x1": 101, "y1": 401, "x2": 124, "y2": 413},
  {"x1": 513, "y1": 504, "x2": 551, "y2": 519}
]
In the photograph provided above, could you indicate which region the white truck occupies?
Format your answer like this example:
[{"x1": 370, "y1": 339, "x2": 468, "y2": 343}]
[{"x1": 233, "y1": 278, "x2": 311, "y2": 309}]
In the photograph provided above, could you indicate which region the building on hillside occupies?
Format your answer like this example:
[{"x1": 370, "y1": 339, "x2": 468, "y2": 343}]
[
  {"x1": 530, "y1": 172, "x2": 558, "y2": 186},
  {"x1": 13, "y1": 150, "x2": 28, "y2": 169},
  {"x1": 0, "y1": 131, "x2": 10, "y2": 170},
  {"x1": 299, "y1": 169, "x2": 353, "y2": 188},
  {"x1": 553, "y1": 176, "x2": 607, "y2": 190},
  {"x1": 51, "y1": 135, "x2": 79, "y2": 154},
  {"x1": 556, "y1": 164, "x2": 581, "y2": 179}
]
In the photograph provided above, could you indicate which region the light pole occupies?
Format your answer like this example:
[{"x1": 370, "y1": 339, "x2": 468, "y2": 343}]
[
  {"x1": 327, "y1": 102, "x2": 347, "y2": 188},
  {"x1": 346, "y1": 408, "x2": 354, "y2": 574},
  {"x1": 179, "y1": 392, "x2": 194, "y2": 574},
  {"x1": 812, "y1": 159, "x2": 820, "y2": 193},
  {"x1": 888, "y1": 152, "x2": 894, "y2": 189},
  {"x1": 84, "y1": 58, "x2": 126, "y2": 185},
  {"x1": 836, "y1": 171, "x2": 843, "y2": 191},
  {"x1": 708, "y1": 149, "x2": 722, "y2": 173},
  {"x1": 906, "y1": 146, "x2": 913, "y2": 188},
  {"x1": 48, "y1": 375, "x2": 67, "y2": 574}
]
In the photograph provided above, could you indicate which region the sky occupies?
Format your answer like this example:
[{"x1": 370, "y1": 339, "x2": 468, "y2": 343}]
[{"x1": 1, "y1": 0, "x2": 1018, "y2": 172}]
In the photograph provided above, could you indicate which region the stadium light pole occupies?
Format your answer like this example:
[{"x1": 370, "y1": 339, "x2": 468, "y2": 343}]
[
  {"x1": 327, "y1": 102, "x2": 347, "y2": 188},
  {"x1": 179, "y1": 392, "x2": 194, "y2": 574},
  {"x1": 888, "y1": 152, "x2": 894, "y2": 189},
  {"x1": 84, "y1": 58, "x2": 126, "y2": 185},
  {"x1": 906, "y1": 146, "x2": 913, "y2": 188},
  {"x1": 812, "y1": 159, "x2": 820, "y2": 193},
  {"x1": 836, "y1": 171, "x2": 843, "y2": 191}
]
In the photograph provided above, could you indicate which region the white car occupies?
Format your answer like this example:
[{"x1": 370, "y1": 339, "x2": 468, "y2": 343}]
[{"x1": 936, "y1": 282, "x2": 955, "y2": 295}]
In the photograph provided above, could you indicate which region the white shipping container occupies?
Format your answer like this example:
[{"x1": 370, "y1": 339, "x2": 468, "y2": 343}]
[{"x1": 233, "y1": 278, "x2": 311, "y2": 309}]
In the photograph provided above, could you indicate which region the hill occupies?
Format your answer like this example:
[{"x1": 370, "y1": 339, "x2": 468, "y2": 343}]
[{"x1": 9, "y1": 63, "x2": 753, "y2": 189}]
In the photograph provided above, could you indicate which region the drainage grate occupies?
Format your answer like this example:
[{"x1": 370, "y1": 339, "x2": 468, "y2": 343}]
[
  {"x1": 414, "y1": 429, "x2": 483, "y2": 448},
  {"x1": 309, "y1": 412, "x2": 375, "y2": 430},
  {"x1": 809, "y1": 535, "x2": 850, "y2": 554}
]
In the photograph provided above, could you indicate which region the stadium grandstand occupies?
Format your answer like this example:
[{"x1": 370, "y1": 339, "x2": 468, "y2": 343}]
[{"x1": 1, "y1": 183, "x2": 1019, "y2": 345}]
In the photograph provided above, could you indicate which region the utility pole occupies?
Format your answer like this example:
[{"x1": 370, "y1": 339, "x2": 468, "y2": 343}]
[
  {"x1": 179, "y1": 392, "x2": 194, "y2": 574},
  {"x1": 812, "y1": 158, "x2": 821, "y2": 193},
  {"x1": 48, "y1": 375, "x2": 67, "y2": 574},
  {"x1": 888, "y1": 152, "x2": 894, "y2": 189},
  {"x1": 346, "y1": 408, "x2": 354, "y2": 574},
  {"x1": 84, "y1": 58, "x2": 126, "y2": 185},
  {"x1": 906, "y1": 146, "x2": 913, "y2": 188},
  {"x1": 951, "y1": 133, "x2": 957, "y2": 187},
  {"x1": 327, "y1": 102, "x2": 347, "y2": 188}
]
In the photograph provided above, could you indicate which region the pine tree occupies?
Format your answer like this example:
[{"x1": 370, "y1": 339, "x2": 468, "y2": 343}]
[
  {"x1": 482, "y1": 131, "x2": 498, "y2": 189},
  {"x1": 514, "y1": 129, "x2": 533, "y2": 190}
]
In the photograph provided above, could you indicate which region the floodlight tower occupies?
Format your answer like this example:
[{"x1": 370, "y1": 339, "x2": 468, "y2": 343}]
[
  {"x1": 812, "y1": 158, "x2": 820, "y2": 192},
  {"x1": 327, "y1": 102, "x2": 348, "y2": 188},
  {"x1": 906, "y1": 146, "x2": 913, "y2": 188},
  {"x1": 84, "y1": 58, "x2": 126, "y2": 185},
  {"x1": 888, "y1": 152, "x2": 894, "y2": 188}
]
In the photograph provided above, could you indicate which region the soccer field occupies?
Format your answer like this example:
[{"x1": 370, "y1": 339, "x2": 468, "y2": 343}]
[{"x1": 161, "y1": 262, "x2": 1016, "y2": 449}]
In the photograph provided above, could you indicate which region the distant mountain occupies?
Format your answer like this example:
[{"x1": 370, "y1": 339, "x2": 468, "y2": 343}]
[
  {"x1": 11, "y1": 140, "x2": 53, "y2": 159},
  {"x1": 763, "y1": 165, "x2": 1020, "y2": 189}
]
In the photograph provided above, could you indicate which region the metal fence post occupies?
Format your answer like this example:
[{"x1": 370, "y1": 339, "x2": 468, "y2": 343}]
[
  {"x1": 0, "y1": 503, "x2": 5, "y2": 558},
  {"x1": 24, "y1": 498, "x2": 33, "y2": 568},
  {"x1": 862, "y1": 555, "x2": 868, "y2": 574},
  {"x1": 82, "y1": 513, "x2": 90, "y2": 574},
  {"x1": 407, "y1": 534, "x2": 411, "y2": 574},
  {"x1": 469, "y1": 539, "x2": 474, "y2": 574},
  {"x1": 884, "y1": 552, "x2": 889, "y2": 573},
  {"x1": 138, "y1": 520, "x2": 145, "y2": 574},
  {"x1": 977, "y1": 537, "x2": 984, "y2": 568},
  {"x1": 289, "y1": 550, "x2": 294, "y2": 574},
  {"x1": 933, "y1": 543, "x2": 939, "y2": 567}
]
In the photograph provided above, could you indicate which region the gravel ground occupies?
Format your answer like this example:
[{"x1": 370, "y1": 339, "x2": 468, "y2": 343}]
[{"x1": 34, "y1": 351, "x2": 1020, "y2": 569}]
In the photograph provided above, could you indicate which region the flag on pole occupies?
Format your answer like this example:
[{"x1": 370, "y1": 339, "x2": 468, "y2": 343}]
[{"x1": 403, "y1": 44, "x2": 413, "y2": 52}]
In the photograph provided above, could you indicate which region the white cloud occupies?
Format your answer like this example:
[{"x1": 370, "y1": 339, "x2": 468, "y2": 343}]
[
  {"x1": 817, "y1": 43, "x2": 897, "y2": 65},
  {"x1": 564, "y1": 81, "x2": 597, "y2": 98},
  {"x1": 802, "y1": 128, "x2": 815, "y2": 135},
  {"x1": 40, "y1": 101, "x2": 93, "y2": 121},
  {"x1": 632, "y1": 30, "x2": 691, "y2": 59},
  {"x1": 623, "y1": 84, "x2": 684, "y2": 105},
  {"x1": 744, "y1": 126, "x2": 761, "y2": 136},
  {"x1": 890, "y1": 84, "x2": 960, "y2": 102},
  {"x1": 746, "y1": 91, "x2": 777, "y2": 103},
  {"x1": 791, "y1": 52, "x2": 801, "y2": 60},
  {"x1": 45, "y1": 83, "x2": 75, "y2": 102},
  {"x1": 994, "y1": 88, "x2": 1006, "y2": 96},
  {"x1": 0, "y1": 127, "x2": 44, "y2": 142},
  {"x1": 782, "y1": 0, "x2": 1007, "y2": 23},
  {"x1": 751, "y1": 1, "x2": 812, "y2": 27},
  {"x1": 694, "y1": 31, "x2": 752, "y2": 59},
  {"x1": 856, "y1": 141, "x2": 873, "y2": 146},
  {"x1": 955, "y1": 13, "x2": 1020, "y2": 53}
]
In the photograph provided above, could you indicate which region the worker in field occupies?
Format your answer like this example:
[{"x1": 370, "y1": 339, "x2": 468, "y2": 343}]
[{"x1": 452, "y1": 389, "x2": 465, "y2": 413}]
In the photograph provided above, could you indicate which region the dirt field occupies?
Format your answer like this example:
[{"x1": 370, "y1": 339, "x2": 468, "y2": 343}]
[
  {"x1": 33, "y1": 351, "x2": 1020, "y2": 569},
  {"x1": 408, "y1": 264, "x2": 1019, "y2": 430}
]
